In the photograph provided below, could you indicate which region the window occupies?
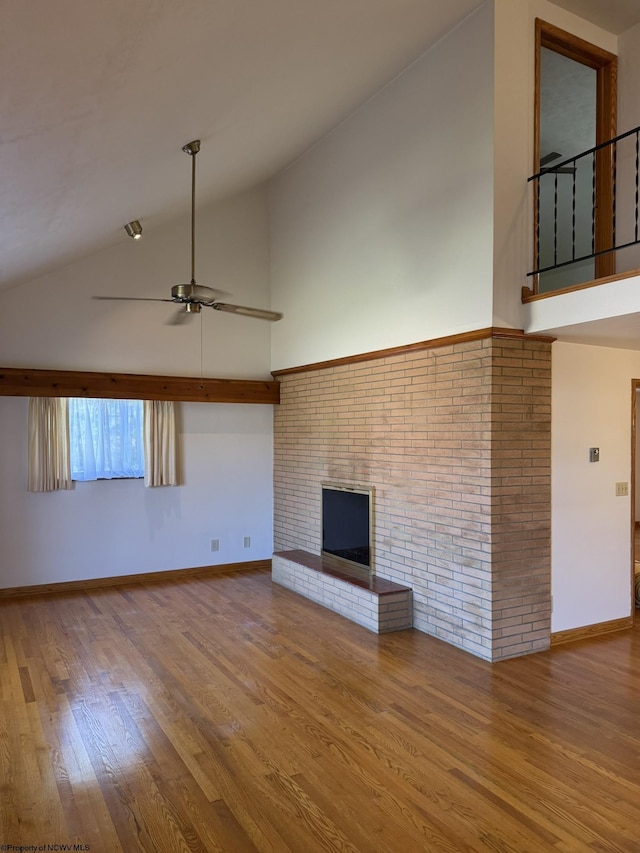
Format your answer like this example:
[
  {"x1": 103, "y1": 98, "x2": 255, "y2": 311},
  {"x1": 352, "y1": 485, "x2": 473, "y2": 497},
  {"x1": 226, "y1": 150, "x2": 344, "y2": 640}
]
[{"x1": 69, "y1": 398, "x2": 144, "y2": 481}]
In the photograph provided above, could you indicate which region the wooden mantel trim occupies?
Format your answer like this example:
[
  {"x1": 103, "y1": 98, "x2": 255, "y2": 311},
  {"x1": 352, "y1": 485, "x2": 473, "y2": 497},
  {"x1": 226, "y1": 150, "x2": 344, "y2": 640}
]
[
  {"x1": 272, "y1": 327, "x2": 556, "y2": 377},
  {"x1": 0, "y1": 367, "x2": 280, "y2": 404}
]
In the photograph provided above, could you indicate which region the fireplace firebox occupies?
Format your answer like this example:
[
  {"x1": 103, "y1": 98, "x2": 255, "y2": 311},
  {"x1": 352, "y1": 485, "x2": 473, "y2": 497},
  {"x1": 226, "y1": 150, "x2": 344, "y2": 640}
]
[{"x1": 321, "y1": 483, "x2": 373, "y2": 575}]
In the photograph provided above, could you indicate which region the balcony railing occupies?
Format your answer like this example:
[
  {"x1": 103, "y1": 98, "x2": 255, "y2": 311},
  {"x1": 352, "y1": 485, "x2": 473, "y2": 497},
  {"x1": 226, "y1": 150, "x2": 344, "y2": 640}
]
[{"x1": 528, "y1": 124, "x2": 640, "y2": 293}]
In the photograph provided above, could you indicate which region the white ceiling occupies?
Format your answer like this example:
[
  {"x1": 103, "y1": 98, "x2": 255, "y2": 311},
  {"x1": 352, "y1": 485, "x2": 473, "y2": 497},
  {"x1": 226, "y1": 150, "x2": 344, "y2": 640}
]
[
  {"x1": 1, "y1": 0, "x2": 639, "y2": 294},
  {"x1": 548, "y1": 0, "x2": 640, "y2": 34}
]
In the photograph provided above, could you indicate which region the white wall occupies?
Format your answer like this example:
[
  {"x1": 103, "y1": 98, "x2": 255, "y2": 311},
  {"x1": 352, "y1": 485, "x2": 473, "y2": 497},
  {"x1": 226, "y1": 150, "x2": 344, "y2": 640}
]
[
  {"x1": 269, "y1": 3, "x2": 495, "y2": 372},
  {"x1": 0, "y1": 186, "x2": 276, "y2": 589},
  {"x1": 0, "y1": 398, "x2": 274, "y2": 588},
  {"x1": 619, "y1": 20, "x2": 640, "y2": 128},
  {"x1": 0, "y1": 186, "x2": 274, "y2": 379},
  {"x1": 552, "y1": 341, "x2": 638, "y2": 632},
  {"x1": 269, "y1": 0, "x2": 622, "y2": 372}
]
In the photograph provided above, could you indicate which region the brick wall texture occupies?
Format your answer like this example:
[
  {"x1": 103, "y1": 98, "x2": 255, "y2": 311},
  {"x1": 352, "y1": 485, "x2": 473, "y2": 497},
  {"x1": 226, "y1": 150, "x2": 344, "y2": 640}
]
[{"x1": 273, "y1": 335, "x2": 552, "y2": 661}]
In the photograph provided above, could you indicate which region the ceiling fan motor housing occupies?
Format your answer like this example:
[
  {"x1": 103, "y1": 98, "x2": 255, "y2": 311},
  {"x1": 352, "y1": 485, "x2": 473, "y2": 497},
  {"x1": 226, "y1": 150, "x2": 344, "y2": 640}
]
[{"x1": 171, "y1": 283, "x2": 215, "y2": 304}]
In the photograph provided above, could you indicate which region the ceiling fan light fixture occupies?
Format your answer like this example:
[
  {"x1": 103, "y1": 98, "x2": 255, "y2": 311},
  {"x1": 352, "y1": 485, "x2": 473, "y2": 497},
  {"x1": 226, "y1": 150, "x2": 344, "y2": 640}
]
[{"x1": 124, "y1": 220, "x2": 143, "y2": 240}]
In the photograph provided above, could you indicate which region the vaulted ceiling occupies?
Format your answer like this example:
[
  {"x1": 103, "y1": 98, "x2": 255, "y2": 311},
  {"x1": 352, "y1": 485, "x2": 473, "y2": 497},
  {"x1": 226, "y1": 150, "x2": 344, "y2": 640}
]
[{"x1": 1, "y1": 0, "x2": 638, "y2": 293}]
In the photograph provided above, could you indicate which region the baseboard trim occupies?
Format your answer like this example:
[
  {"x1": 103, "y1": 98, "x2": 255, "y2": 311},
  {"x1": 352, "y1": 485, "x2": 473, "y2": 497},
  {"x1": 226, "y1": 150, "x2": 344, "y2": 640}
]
[
  {"x1": 550, "y1": 615, "x2": 633, "y2": 647},
  {"x1": 0, "y1": 559, "x2": 271, "y2": 600}
]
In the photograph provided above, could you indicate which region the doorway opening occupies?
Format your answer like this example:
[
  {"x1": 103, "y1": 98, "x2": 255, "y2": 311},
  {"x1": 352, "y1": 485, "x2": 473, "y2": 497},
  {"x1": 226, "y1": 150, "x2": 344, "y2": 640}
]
[{"x1": 533, "y1": 20, "x2": 617, "y2": 294}]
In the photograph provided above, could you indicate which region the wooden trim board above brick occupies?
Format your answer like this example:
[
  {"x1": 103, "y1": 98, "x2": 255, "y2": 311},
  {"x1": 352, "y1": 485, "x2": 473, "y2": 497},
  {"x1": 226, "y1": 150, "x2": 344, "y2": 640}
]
[{"x1": 272, "y1": 327, "x2": 556, "y2": 377}]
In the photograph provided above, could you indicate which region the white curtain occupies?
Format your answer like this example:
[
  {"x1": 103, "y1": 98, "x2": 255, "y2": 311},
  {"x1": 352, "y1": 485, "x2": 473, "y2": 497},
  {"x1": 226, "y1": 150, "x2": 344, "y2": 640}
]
[
  {"x1": 69, "y1": 398, "x2": 144, "y2": 480},
  {"x1": 143, "y1": 400, "x2": 178, "y2": 487},
  {"x1": 28, "y1": 397, "x2": 73, "y2": 492}
]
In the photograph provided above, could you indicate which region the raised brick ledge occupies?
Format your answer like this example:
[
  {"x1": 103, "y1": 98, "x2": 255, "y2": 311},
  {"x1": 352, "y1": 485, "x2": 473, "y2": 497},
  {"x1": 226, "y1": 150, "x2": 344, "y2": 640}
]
[
  {"x1": 272, "y1": 550, "x2": 413, "y2": 634},
  {"x1": 273, "y1": 550, "x2": 411, "y2": 595}
]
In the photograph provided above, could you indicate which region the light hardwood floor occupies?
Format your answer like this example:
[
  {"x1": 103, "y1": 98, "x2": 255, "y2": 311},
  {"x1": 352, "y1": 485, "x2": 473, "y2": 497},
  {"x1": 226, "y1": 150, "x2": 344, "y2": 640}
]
[{"x1": 1, "y1": 567, "x2": 640, "y2": 852}]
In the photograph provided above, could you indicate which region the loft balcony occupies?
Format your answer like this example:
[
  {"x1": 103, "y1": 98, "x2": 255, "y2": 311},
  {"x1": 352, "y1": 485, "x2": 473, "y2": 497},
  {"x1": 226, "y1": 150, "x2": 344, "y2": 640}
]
[
  {"x1": 523, "y1": 124, "x2": 640, "y2": 301},
  {"x1": 522, "y1": 125, "x2": 640, "y2": 349}
]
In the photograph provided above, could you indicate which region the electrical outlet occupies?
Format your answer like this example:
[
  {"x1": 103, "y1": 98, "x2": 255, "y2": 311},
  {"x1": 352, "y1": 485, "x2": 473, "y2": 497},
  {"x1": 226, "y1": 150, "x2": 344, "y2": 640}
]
[
  {"x1": 243, "y1": 536, "x2": 251, "y2": 548},
  {"x1": 615, "y1": 482, "x2": 629, "y2": 497},
  {"x1": 210, "y1": 539, "x2": 219, "y2": 552}
]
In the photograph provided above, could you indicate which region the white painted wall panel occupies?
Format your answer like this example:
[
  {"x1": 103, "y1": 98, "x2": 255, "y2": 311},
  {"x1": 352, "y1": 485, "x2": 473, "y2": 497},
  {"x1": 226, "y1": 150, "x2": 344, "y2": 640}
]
[
  {"x1": 552, "y1": 341, "x2": 639, "y2": 632},
  {"x1": 269, "y1": 4, "x2": 495, "y2": 372},
  {"x1": 0, "y1": 398, "x2": 274, "y2": 588}
]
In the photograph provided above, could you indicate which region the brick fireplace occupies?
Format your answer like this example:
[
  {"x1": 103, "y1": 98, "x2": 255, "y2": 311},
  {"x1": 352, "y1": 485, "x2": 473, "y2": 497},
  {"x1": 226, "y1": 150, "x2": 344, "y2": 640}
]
[{"x1": 273, "y1": 331, "x2": 552, "y2": 661}]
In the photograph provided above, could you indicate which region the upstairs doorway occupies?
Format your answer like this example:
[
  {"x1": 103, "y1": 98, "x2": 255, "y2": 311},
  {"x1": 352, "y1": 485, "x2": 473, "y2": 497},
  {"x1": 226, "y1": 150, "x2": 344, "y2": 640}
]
[{"x1": 534, "y1": 20, "x2": 617, "y2": 294}]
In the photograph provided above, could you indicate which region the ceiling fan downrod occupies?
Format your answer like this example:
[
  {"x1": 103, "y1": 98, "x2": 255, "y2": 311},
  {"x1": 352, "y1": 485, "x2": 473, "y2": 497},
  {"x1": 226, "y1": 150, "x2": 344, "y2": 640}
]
[{"x1": 182, "y1": 139, "x2": 201, "y2": 288}]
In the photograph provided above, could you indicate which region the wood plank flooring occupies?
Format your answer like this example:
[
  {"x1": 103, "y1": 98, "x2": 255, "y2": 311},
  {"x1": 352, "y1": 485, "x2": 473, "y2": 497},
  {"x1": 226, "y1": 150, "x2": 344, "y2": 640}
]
[{"x1": 1, "y1": 567, "x2": 640, "y2": 852}]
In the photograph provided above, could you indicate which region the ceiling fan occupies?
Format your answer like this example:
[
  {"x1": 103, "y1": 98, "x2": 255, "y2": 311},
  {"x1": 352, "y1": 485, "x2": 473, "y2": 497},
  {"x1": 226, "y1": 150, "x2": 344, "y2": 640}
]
[{"x1": 95, "y1": 140, "x2": 283, "y2": 324}]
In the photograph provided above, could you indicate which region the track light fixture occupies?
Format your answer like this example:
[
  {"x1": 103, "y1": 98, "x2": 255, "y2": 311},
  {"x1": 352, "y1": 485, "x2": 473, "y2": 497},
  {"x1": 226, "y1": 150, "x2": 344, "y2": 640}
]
[{"x1": 124, "y1": 220, "x2": 143, "y2": 240}]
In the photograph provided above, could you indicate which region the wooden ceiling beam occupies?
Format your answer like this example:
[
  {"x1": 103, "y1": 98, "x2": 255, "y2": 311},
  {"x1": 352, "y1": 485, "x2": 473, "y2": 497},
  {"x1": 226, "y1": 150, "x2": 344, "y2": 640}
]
[{"x1": 0, "y1": 367, "x2": 280, "y2": 404}]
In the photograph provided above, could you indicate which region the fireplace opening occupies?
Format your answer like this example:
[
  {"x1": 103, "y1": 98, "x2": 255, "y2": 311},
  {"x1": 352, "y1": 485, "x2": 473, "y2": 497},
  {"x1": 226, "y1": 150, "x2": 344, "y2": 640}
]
[{"x1": 321, "y1": 483, "x2": 373, "y2": 576}]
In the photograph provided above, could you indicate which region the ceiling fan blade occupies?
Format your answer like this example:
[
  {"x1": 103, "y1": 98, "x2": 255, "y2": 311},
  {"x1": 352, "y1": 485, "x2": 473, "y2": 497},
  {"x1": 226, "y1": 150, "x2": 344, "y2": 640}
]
[
  {"x1": 93, "y1": 296, "x2": 175, "y2": 303},
  {"x1": 165, "y1": 308, "x2": 195, "y2": 325},
  {"x1": 211, "y1": 302, "x2": 283, "y2": 321}
]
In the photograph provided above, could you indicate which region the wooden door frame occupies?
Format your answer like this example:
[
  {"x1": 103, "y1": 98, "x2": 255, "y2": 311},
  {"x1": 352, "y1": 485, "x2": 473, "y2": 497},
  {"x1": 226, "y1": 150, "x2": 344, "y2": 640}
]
[
  {"x1": 632, "y1": 380, "x2": 639, "y2": 625},
  {"x1": 532, "y1": 20, "x2": 617, "y2": 293}
]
